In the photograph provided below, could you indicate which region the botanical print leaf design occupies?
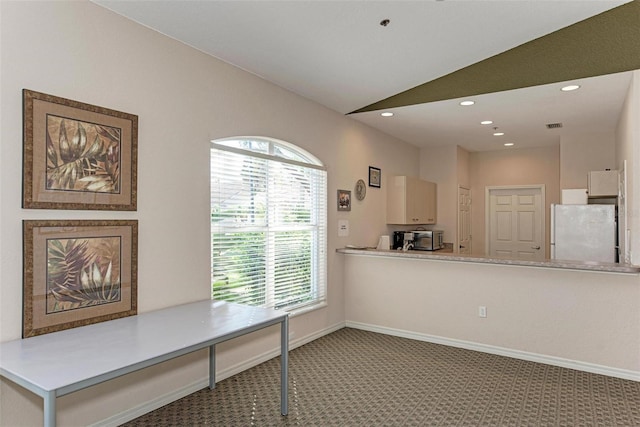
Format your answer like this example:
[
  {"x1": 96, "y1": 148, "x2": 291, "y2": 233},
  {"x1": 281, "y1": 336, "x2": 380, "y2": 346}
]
[
  {"x1": 45, "y1": 116, "x2": 121, "y2": 193},
  {"x1": 46, "y1": 236, "x2": 122, "y2": 313}
]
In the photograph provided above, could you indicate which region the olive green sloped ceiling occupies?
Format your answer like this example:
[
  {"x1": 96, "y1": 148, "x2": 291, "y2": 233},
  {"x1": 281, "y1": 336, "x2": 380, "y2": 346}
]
[{"x1": 350, "y1": 0, "x2": 640, "y2": 114}]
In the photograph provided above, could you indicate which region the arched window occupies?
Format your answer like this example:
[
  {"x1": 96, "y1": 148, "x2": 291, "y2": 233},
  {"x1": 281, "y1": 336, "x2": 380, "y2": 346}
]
[{"x1": 211, "y1": 137, "x2": 327, "y2": 313}]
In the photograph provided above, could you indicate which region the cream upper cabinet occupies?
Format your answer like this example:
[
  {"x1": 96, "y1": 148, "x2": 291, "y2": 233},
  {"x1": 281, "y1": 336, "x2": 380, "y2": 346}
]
[
  {"x1": 423, "y1": 179, "x2": 437, "y2": 224},
  {"x1": 587, "y1": 170, "x2": 618, "y2": 197},
  {"x1": 387, "y1": 176, "x2": 437, "y2": 225}
]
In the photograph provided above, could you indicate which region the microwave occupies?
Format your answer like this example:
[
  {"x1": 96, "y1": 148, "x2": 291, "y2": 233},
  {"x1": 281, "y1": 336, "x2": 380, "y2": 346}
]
[{"x1": 412, "y1": 230, "x2": 444, "y2": 251}]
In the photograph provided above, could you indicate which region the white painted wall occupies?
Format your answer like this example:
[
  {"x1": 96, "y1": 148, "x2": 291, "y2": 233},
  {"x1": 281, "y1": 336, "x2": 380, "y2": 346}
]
[
  {"x1": 560, "y1": 131, "x2": 616, "y2": 189},
  {"x1": 469, "y1": 145, "x2": 561, "y2": 256},
  {"x1": 457, "y1": 146, "x2": 470, "y2": 189},
  {"x1": 344, "y1": 254, "x2": 640, "y2": 377},
  {"x1": 418, "y1": 145, "x2": 471, "y2": 250},
  {"x1": 2, "y1": 2, "x2": 639, "y2": 425},
  {"x1": 0, "y1": 2, "x2": 419, "y2": 425},
  {"x1": 616, "y1": 70, "x2": 640, "y2": 265},
  {"x1": 430, "y1": 137, "x2": 619, "y2": 257},
  {"x1": 419, "y1": 145, "x2": 457, "y2": 243}
]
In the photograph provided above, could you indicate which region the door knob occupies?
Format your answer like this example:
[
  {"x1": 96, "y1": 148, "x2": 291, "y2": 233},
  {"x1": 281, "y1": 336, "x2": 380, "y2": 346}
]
[{"x1": 532, "y1": 245, "x2": 540, "y2": 250}]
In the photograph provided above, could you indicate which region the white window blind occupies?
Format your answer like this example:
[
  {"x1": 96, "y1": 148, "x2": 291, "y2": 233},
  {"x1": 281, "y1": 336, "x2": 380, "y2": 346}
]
[{"x1": 211, "y1": 138, "x2": 327, "y2": 312}]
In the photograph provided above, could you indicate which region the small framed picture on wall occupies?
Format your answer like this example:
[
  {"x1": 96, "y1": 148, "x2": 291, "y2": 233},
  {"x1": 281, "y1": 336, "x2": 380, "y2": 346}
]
[
  {"x1": 369, "y1": 166, "x2": 381, "y2": 188},
  {"x1": 337, "y1": 189, "x2": 351, "y2": 211}
]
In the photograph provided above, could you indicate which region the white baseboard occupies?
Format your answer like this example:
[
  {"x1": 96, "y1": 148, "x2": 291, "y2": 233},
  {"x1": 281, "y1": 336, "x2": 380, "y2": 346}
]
[
  {"x1": 214, "y1": 320, "x2": 346, "y2": 383},
  {"x1": 91, "y1": 377, "x2": 209, "y2": 427},
  {"x1": 92, "y1": 318, "x2": 638, "y2": 427},
  {"x1": 92, "y1": 321, "x2": 346, "y2": 427},
  {"x1": 345, "y1": 320, "x2": 640, "y2": 382}
]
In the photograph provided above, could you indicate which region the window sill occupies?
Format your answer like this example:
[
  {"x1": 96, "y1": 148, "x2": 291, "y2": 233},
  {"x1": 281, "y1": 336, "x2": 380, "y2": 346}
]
[{"x1": 286, "y1": 301, "x2": 328, "y2": 318}]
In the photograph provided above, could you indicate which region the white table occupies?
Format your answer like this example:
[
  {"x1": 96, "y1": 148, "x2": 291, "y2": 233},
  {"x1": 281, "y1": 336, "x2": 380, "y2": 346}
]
[{"x1": 0, "y1": 300, "x2": 289, "y2": 426}]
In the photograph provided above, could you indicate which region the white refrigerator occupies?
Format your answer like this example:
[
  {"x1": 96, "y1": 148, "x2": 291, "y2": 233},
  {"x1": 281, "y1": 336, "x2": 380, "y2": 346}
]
[{"x1": 550, "y1": 204, "x2": 616, "y2": 263}]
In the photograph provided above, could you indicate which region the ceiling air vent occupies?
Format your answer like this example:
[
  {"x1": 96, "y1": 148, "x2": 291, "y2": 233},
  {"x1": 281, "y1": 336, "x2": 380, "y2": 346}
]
[{"x1": 546, "y1": 122, "x2": 563, "y2": 129}]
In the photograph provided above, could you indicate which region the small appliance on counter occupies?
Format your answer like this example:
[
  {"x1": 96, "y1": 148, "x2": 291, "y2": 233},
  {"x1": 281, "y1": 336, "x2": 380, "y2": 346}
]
[
  {"x1": 376, "y1": 235, "x2": 390, "y2": 250},
  {"x1": 392, "y1": 230, "x2": 444, "y2": 251},
  {"x1": 412, "y1": 230, "x2": 444, "y2": 251},
  {"x1": 392, "y1": 231, "x2": 405, "y2": 250},
  {"x1": 392, "y1": 231, "x2": 414, "y2": 251}
]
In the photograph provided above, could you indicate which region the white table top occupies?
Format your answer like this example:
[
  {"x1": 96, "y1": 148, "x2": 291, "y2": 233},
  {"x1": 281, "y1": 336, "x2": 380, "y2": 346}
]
[{"x1": 0, "y1": 300, "x2": 287, "y2": 395}]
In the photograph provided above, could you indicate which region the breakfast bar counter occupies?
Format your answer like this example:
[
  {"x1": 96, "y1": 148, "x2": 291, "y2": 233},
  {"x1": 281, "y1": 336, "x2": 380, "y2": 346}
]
[
  {"x1": 340, "y1": 246, "x2": 640, "y2": 379},
  {"x1": 337, "y1": 247, "x2": 640, "y2": 274}
]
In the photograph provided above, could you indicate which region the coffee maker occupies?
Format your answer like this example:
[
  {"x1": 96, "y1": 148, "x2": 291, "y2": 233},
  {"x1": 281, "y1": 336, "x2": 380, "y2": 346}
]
[
  {"x1": 392, "y1": 231, "x2": 404, "y2": 249},
  {"x1": 392, "y1": 231, "x2": 413, "y2": 250}
]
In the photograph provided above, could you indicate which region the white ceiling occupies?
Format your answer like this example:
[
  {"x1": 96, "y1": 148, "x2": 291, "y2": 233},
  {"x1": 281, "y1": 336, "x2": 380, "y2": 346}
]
[
  {"x1": 353, "y1": 71, "x2": 633, "y2": 152},
  {"x1": 93, "y1": 0, "x2": 633, "y2": 151}
]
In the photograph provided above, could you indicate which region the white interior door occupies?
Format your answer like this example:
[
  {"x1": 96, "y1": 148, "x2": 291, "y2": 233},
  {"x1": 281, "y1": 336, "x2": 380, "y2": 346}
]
[
  {"x1": 458, "y1": 186, "x2": 471, "y2": 254},
  {"x1": 487, "y1": 186, "x2": 545, "y2": 260}
]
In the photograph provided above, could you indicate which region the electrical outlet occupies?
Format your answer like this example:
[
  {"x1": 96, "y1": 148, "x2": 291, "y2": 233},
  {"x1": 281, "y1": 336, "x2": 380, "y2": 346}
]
[{"x1": 478, "y1": 306, "x2": 487, "y2": 318}]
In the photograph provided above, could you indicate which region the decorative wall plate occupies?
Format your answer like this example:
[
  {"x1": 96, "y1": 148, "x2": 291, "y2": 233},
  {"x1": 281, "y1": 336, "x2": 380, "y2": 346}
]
[{"x1": 355, "y1": 179, "x2": 366, "y2": 200}]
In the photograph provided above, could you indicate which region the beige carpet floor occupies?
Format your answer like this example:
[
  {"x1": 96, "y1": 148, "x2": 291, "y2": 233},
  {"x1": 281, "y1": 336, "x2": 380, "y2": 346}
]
[{"x1": 123, "y1": 328, "x2": 640, "y2": 426}]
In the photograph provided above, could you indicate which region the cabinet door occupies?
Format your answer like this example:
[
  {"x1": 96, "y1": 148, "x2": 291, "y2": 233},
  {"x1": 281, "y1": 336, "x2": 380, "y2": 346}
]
[
  {"x1": 423, "y1": 180, "x2": 437, "y2": 224},
  {"x1": 405, "y1": 176, "x2": 422, "y2": 224},
  {"x1": 386, "y1": 176, "x2": 408, "y2": 224},
  {"x1": 386, "y1": 176, "x2": 437, "y2": 225},
  {"x1": 407, "y1": 177, "x2": 436, "y2": 224},
  {"x1": 588, "y1": 170, "x2": 618, "y2": 197}
]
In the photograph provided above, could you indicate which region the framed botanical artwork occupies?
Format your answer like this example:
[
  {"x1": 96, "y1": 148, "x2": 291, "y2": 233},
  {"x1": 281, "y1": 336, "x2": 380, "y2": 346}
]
[
  {"x1": 23, "y1": 89, "x2": 138, "y2": 210},
  {"x1": 369, "y1": 166, "x2": 381, "y2": 188},
  {"x1": 23, "y1": 220, "x2": 138, "y2": 337},
  {"x1": 337, "y1": 189, "x2": 351, "y2": 211}
]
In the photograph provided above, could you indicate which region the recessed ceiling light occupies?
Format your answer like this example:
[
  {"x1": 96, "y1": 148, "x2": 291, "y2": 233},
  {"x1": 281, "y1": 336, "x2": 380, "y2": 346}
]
[
  {"x1": 504, "y1": 142, "x2": 514, "y2": 147},
  {"x1": 561, "y1": 84, "x2": 581, "y2": 92},
  {"x1": 380, "y1": 112, "x2": 394, "y2": 117},
  {"x1": 493, "y1": 132, "x2": 505, "y2": 136},
  {"x1": 460, "y1": 100, "x2": 475, "y2": 106},
  {"x1": 480, "y1": 120, "x2": 493, "y2": 125}
]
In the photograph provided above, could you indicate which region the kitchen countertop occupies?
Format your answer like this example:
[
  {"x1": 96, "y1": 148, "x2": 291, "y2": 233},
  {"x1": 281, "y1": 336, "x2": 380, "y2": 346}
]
[{"x1": 336, "y1": 247, "x2": 640, "y2": 274}]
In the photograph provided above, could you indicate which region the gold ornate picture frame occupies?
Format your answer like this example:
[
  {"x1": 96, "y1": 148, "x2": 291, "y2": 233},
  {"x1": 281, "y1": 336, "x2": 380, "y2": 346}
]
[
  {"x1": 23, "y1": 89, "x2": 138, "y2": 210},
  {"x1": 23, "y1": 220, "x2": 138, "y2": 337}
]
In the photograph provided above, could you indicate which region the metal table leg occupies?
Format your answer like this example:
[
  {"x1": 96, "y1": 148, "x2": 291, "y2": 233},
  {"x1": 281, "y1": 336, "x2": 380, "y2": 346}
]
[
  {"x1": 43, "y1": 390, "x2": 56, "y2": 427},
  {"x1": 209, "y1": 344, "x2": 216, "y2": 390}
]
